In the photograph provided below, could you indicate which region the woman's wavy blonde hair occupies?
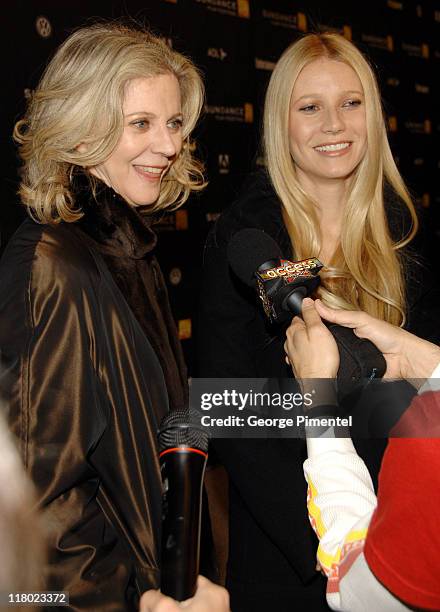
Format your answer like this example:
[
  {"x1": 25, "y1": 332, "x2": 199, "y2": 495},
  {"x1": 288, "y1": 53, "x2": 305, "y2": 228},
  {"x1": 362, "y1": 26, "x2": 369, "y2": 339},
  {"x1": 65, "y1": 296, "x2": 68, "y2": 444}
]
[
  {"x1": 264, "y1": 32, "x2": 417, "y2": 326},
  {"x1": 14, "y1": 22, "x2": 206, "y2": 224}
]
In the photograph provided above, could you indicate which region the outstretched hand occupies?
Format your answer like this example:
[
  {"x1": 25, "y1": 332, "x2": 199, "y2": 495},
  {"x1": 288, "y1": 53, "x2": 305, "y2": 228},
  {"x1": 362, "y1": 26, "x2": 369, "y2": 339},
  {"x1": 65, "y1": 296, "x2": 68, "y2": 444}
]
[{"x1": 314, "y1": 299, "x2": 440, "y2": 381}]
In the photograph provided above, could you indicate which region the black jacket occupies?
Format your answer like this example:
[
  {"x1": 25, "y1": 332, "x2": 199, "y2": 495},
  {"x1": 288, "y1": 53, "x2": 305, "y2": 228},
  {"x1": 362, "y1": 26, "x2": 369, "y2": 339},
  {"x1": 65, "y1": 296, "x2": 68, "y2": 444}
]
[
  {"x1": 196, "y1": 171, "x2": 440, "y2": 612},
  {"x1": 0, "y1": 180, "x2": 187, "y2": 611}
]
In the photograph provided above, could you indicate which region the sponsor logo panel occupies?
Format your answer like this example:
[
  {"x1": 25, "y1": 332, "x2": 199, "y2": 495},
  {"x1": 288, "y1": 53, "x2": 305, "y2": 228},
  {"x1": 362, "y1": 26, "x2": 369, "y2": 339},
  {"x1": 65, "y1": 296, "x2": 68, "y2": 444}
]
[
  {"x1": 195, "y1": 0, "x2": 250, "y2": 18},
  {"x1": 387, "y1": 0, "x2": 403, "y2": 9},
  {"x1": 361, "y1": 33, "x2": 394, "y2": 51},
  {"x1": 401, "y1": 42, "x2": 429, "y2": 58},
  {"x1": 262, "y1": 9, "x2": 307, "y2": 31},
  {"x1": 155, "y1": 210, "x2": 189, "y2": 232},
  {"x1": 403, "y1": 119, "x2": 431, "y2": 134},
  {"x1": 208, "y1": 47, "x2": 228, "y2": 60},
  {"x1": 35, "y1": 15, "x2": 52, "y2": 38},
  {"x1": 218, "y1": 154, "x2": 230, "y2": 174},
  {"x1": 315, "y1": 23, "x2": 352, "y2": 40},
  {"x1": 169, "y1": 268, "x2": 182, "y2": 286},
  {"x1": 178, "y1": 319, "x2": 192, "y2": 340},
  {"x1": 255, "y1": 58, "x2": 276, "y2": 71},
  {"x1": 388, "y1": 116, "x2": 398, "y2": 132},
  {"x1": 415, "y1": 83, "x2": 429, "y2": 94},
  {"x1": 237, "y1": 0, "x2": 250, "y2": 18},
  {"x1": 421, "y1": 194, "x2": 430, "y2": 208},
  {"x1": 205, "y1": 103, "x2": 254, "y2": 123}
]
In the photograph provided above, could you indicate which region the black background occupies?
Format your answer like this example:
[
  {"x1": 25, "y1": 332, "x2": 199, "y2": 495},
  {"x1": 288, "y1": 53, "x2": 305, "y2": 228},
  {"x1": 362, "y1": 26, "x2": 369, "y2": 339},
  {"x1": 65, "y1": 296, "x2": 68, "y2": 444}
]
[{"x1": 1, "y1": 0, "x2": 438, "y2": 371}]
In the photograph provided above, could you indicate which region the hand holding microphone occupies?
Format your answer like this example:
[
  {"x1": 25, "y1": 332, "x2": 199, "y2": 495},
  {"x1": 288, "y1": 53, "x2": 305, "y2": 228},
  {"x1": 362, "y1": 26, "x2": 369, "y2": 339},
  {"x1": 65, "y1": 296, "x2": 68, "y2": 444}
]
[
  {"x1": 140, "y1": 576, "x2": 230, "y2": 612},
  {"x1": 313, "y1": 300, "x2": 440, "y2": 383},
  {"x1": 284, "y1": 298, "x2": 340, "y2": 379},
  {"x1": 158, "y1": 410, "x2": 209, "y2": 602},
  {"x1": 227, "y1": 228, "x2": 322, "y2": 323},
  {"x1": 227, "y1": 228, "x2": 386, "y2": 391}
]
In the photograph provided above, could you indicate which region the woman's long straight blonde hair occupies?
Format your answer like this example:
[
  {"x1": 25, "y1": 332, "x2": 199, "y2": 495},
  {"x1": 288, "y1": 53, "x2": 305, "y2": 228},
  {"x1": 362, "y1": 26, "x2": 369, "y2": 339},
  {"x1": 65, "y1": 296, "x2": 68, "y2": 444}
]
[{"x1": 264, "y1": 33, "x2": 417, "y2": 325}]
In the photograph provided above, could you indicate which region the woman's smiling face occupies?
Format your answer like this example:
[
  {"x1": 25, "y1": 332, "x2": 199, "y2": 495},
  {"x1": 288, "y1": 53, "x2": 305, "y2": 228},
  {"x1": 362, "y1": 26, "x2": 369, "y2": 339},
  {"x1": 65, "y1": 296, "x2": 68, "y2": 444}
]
[
  {"x1": 90, "y1": 73, "x2": 183, "y2": 206},
  {"x1": 288, "y1": 58, "x2": 367, "y2": 191}
]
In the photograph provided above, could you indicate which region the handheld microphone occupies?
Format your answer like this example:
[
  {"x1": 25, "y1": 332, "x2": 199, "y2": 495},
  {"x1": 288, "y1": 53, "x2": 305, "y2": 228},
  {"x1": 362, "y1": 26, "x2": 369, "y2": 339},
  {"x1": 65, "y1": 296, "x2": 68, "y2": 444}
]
[
  {"x1": 227, "y1": 228, "x2": 386, "y2": 389},
  {"x1": 158, "y1": 410, "x2": 209, "y2": 601},
  {"x1": 227, "y1": 227, "x2": 322, "y2": 323}
]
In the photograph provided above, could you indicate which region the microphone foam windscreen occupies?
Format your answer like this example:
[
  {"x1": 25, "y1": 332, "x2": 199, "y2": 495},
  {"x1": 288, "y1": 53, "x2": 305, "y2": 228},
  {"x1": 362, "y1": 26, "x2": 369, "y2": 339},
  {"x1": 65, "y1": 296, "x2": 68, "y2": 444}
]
[
  {"x1": 227, "y1": 228, "x2": 283, "y2": 287},
  {"x1": 158, "y1": 409, "x2": 209, "y2": 453}
]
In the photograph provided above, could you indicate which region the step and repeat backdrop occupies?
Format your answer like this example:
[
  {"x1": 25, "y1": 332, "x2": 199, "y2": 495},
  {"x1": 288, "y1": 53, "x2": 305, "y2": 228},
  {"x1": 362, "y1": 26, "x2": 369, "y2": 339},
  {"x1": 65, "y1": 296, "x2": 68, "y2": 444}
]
[{"x1": 1, "y1": 0, "x2": 438, "y2": 371}]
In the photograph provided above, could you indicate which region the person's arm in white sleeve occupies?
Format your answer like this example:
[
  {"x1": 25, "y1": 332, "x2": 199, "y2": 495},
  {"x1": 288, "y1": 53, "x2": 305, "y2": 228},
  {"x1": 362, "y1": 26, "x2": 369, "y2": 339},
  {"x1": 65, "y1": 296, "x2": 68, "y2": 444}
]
[{"x1": 285, "y1": 299, "x2": 440, "y2": 611}]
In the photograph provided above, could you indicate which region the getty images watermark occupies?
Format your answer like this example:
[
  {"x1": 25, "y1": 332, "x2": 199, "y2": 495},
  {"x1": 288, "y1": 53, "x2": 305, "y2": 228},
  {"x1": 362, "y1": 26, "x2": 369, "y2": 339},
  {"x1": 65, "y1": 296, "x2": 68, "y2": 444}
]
[
  {"x1": 189, "y1": 378, "x2": 353, "y2": 438},
  {"x1": 189, "y1": 378, "x2": 438, "y2": 438}
]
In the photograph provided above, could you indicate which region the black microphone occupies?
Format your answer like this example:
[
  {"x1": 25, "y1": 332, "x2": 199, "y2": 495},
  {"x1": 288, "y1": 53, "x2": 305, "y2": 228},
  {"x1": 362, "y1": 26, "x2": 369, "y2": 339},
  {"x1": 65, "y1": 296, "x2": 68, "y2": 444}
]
[
  {"x1": 227, "y1": 227, "x2": 322, "y2": 323},
  {"x1": 227, "y1": 228, "x2": 386, "y2": 390},
  {"x1": 158, "y1": 409, "x2": 209, "y2": 601}
]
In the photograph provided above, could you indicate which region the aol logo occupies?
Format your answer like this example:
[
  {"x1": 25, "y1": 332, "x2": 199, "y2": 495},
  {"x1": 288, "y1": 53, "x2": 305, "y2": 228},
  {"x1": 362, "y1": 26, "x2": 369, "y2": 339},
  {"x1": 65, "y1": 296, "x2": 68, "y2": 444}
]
[
  {"x1": 208, "y1": 47, "x2": 227, "y2": 61},
  {"x1": 218, "y1": 154, "x2": 230, "y2": 175},
  {"x1": 35, "y1": 15, "x2": 52, "y2": 38}
]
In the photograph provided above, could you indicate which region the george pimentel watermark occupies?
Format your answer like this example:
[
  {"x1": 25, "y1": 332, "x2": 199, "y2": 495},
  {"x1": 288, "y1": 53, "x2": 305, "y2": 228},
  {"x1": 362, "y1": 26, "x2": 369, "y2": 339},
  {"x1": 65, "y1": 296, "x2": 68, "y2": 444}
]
[
  {"x1": 189, "y1": 378, "x2": 353, "y2": 438},
  {"x1": 189, "y1": 378, "x2": 437, "y2": 438}
]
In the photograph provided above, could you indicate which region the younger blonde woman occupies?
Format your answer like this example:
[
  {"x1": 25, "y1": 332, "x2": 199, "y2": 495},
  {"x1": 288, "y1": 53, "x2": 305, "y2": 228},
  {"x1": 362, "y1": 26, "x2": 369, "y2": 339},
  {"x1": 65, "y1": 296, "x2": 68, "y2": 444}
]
[{"x1": 197, "y1": 32, "x2": 440, "y2": 611}]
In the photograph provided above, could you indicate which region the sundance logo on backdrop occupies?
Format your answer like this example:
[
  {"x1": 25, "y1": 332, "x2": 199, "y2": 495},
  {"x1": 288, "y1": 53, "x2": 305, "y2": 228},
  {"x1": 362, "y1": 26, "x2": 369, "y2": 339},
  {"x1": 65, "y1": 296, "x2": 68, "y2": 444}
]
[
  {"x1": 401, "y1": 42, "x2": 430, "y2": 58},
  {"x1": 205, "y1": 103, "x2": 254, "y2": 123},
  {"x1": 314, "y1": 23, "x2": 352, "y2": 40},
  {"x1": 255, "y1": 58, "x2": 276, "y2": 71},
  {"x1": 361, "y1": 33, "x2": 394, "y2": 52},
  {"x1": 404, "y1": 119, "x2": 432, "y2": 135},
  {"x1": 195, "y1": 0, "x2": 250, "y2": 18},
  {"x1": 262, "y1": 9, "x2": 307, "y2": 31}
]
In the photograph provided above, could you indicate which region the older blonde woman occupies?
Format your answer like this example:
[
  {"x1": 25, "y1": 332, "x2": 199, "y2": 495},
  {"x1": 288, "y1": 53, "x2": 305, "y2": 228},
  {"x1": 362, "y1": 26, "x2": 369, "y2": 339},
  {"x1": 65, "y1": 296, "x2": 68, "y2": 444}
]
[
  {"x1": 197, "y1": 33, "x2": 440, "y2": 611},
  {"x1": 0, "y1": 22, "x2": 205, "y2": 610}
]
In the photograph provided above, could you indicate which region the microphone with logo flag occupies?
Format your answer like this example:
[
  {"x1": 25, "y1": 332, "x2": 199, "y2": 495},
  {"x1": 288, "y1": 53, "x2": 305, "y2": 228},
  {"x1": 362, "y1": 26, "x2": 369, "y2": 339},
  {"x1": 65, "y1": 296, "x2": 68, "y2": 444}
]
[{"x1": 227, "y1": 228, "x2": 386, "y2": 393}]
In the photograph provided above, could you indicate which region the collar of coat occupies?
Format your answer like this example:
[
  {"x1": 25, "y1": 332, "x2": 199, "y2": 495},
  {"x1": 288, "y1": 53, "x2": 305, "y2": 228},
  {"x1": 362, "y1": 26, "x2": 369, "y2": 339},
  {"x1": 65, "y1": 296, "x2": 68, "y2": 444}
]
[{"x1": 72, "y1": 171, "x2": 158, "y2": 259}]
